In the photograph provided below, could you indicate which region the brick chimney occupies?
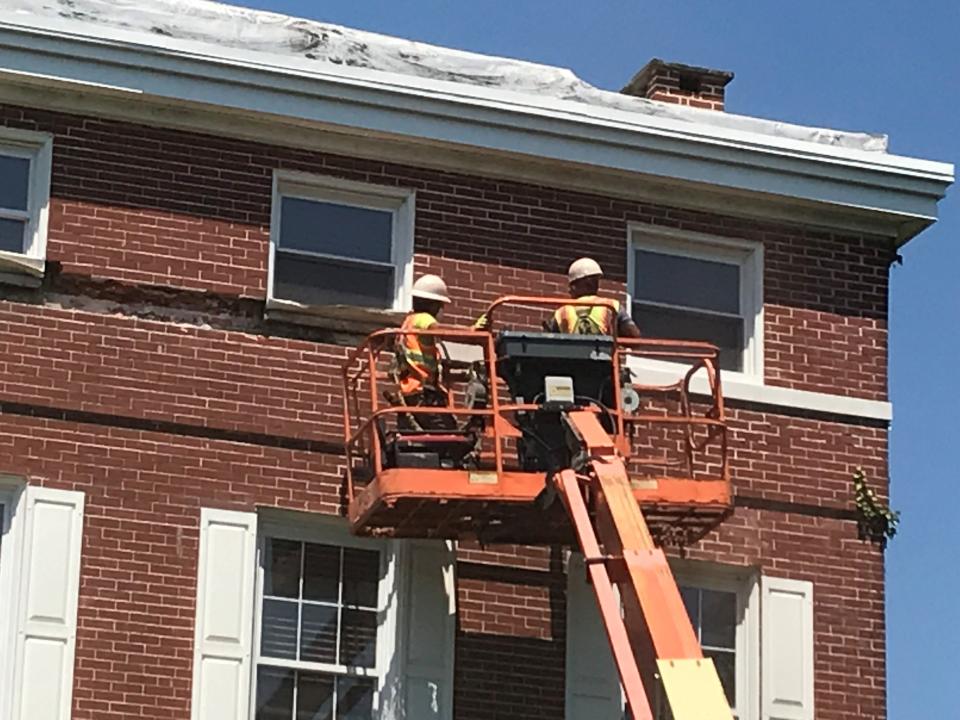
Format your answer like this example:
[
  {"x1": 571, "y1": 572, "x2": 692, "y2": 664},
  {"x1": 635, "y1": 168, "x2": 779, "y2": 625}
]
[{"x1": 621, "y1": 59, "x2": 733, "y2": 111}]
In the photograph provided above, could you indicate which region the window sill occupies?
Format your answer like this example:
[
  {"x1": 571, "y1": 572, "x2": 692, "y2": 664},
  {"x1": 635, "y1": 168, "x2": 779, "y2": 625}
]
[
  {"x1": 264, "y1": 298, "x2": 405, "y2": 334},
  {"x1": 0, "y1": 251, "x2": 44, "y2": 288},
  {"x1": 626, "y1": 357, "x2": 891, "y2": 422}
]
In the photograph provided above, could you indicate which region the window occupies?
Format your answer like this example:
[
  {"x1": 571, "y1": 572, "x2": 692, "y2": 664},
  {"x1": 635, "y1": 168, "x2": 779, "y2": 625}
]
[
  {"x1": 194, "y1": 509, "x2": 455, "y2": 720},
  {"x1": 255, "y1": 535, "x2": 385, "y2": 720},
  {"x1": 567, "y1": 561, "x2": 813, "y2": 720},
  {"x1": 669, "y1": 565, "x2": 759, "y2": 720},
  {"x1": 628, "y1": 226, "x2": 762, "y2": 375},
  {"x1": 679, "y1": 586, "x2": 737, "y2": 705},
  {"x1": 0, "y1": 129, "x2": 52, "y2": 273},
  {"x1": 268, "y1": 173, "x2": 414, "y2": 313}
]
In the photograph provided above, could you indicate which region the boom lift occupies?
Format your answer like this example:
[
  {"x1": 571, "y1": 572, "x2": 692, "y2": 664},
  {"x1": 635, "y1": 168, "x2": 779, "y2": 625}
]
[{"x1": 342, "y1": 297, "x2": 734, "y2": 719}]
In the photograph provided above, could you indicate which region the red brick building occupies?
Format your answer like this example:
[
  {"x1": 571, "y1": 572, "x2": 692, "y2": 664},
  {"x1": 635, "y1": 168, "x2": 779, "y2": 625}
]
[{"x1": 0, "y1": 3, "x2": 952, "y2": 720}]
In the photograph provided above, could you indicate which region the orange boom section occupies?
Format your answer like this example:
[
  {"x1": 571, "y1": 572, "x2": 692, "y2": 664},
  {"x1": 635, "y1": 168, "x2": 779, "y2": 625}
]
[{"x1": 341, "y1": 296, "x2": 734, "y2": 719}]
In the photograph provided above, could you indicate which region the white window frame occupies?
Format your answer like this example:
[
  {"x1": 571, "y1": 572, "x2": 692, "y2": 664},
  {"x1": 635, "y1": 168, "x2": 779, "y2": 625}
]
[
  {"x1": 251, "y1": 513, "x2": 403, "y2": 720},
  {"x1": 0, "y1": 128, "x2": 53, "y2": 283},
  {"x1": 670, "y1": 560, "x2": 760, "y2": 720},
  {"x1": 0, "y1": 477, "x2": 25, "y2": 720},
  {"x1": 267, "y1": 171, "x2": 415, "y2": 318},
  {"x1": 627, "y1": 223, "x2": 764, "y2": 383}
]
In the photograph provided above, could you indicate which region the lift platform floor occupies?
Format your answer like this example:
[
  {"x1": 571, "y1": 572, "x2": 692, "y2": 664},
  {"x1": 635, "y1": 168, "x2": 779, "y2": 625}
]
[{"x1": 348, "y1": 469, "x2": 731, "y2": 545}]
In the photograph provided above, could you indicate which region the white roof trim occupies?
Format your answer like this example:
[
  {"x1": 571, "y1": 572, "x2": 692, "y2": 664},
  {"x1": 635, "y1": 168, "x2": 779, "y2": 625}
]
[{"x1": 0, "y1": 13, "x2": 953, "y2": 242}]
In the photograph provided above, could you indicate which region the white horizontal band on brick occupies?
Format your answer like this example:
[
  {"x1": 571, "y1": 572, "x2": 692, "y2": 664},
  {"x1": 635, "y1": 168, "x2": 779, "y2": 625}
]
[
  {"x1": 626, "y1": 357, "x2": 892, "y2": 422},
  {"x1": 0, "y1": 17, "x2": 952, "y2": 243},
  {"x1": 444, "y1": 344, "x2": 890, "y2": 421}
]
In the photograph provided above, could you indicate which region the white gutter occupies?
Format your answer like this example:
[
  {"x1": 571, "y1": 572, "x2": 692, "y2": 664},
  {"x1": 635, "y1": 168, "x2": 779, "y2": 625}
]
[{"x1": 0, "y1": 16, "x2": 952, "y2": 242}]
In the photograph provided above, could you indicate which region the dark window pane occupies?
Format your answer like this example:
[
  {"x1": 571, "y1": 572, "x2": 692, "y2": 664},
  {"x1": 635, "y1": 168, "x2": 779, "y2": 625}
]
[
  {"x1": 265, "y1": 538, "x2": 302, "y2": 599},
  {"x1": 303, "y1": 543, "x2": 341, "y2": 603},
  {"x1": 632, "y1": 303, "x2": 744, "y2": 372},
  {"x1": 705, "y1": 649, "x2": 736, "y2": 707},
  {"x1": 256, "y1": 666, "x2": 295, "y2": 720},
  {"x1": 339, "y1": 609, "x2": 377, "y2": 668},
  {"x1": 280, "y1": 197, "x2": 393, "y2": 262},
  {"x1": 337, "y1": 676, "x2": 375, "y2": 720},
  {"x1": 342, "y1": 549, "x2": 380, "y2": 608},
  {"x1": 679, "y1": 586, "x2": 699, "y2": 629},
  {"x1": 296, "y1": 671, "x2": 335, "y2": 720},
  {"x1": 634, "y1": 249, "x2": 740, "y2": 314},
  {"x1": 261, "y1": 599, "x2": 299, "y2": 660},
  {"x1": 0, "y1": 217, "x2": 26, "y2": 253},
  {"x1": 701, "y1": 589, "x2": 737, "y2": 649},
  {"x1": 300, "y1": 604, "x2": 338, "y2": 664},
  {"x1": 0, "y1": 155, "x2": 30, "y2": 211},
  {"x1": 274, "y1": 252, "x2": 394, "y2": 308}
]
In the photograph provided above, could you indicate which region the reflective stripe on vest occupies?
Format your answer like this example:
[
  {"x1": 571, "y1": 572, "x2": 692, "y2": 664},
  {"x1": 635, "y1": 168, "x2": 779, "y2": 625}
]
[
  {"x1": 553, "y1": 296, "x2": 619, "y2": 335},
  {"x1": 397, "y1": 312, "x2": 439, "y2": 395}
]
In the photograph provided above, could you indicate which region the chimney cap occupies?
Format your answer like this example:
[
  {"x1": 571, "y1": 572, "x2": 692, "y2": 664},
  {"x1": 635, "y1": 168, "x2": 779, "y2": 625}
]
[{"x1": 621, "y1": 58, "x2": 734, "y2": 97}]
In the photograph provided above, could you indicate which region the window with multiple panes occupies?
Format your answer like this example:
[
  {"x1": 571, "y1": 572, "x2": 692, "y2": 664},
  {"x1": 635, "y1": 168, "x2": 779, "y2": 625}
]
[
  {"x1": 255, "y1": 536, "x2": 383, "y2": 720},
  {"x1": 679, "y1": 585, "x2": 737, "y2": 706},
  {"x1": 0, "y1": 130, "x2": 52, "y2": 261},
  {"x1": 669, "y1": 568, "x2": 758, "y2": 720},
  {"x1": 628, "y1": 229, "x2": 762, "y2": 375},
  {"x1": 269, "y1": 174, "x2": 414, "y2": 311}
]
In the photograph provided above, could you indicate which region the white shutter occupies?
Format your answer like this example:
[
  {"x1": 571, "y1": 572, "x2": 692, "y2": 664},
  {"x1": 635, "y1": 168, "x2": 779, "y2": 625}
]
[
  {"x1": 565, "y1": 552, "x2": 621, "y2": 720},
  {"x1": 12, "y1": 485, "x2": 85, "y2": 720},
  {"x1": 401, "y1": 540, "x2": 456, "y2": 719},
  {"x1": 190, "y1": 508, "x2": 257, "y2": 720},
  {"x1": 761, "y1": 576, "x2": 814, "y2": 720}
]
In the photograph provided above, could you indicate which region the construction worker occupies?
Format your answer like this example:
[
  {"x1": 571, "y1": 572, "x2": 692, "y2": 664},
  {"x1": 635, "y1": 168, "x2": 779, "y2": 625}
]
[
  {"x1": 394, "y1": 274, "x2": 458, "y2": 431},
  {"x1": 548, "y1": 257, "x2": 641, "y2": 337}
]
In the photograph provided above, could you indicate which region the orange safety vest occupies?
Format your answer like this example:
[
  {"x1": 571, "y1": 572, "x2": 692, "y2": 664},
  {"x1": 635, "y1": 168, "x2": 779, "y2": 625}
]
[
  {"x1": 396, "y1": 312, "x2": 441, "y2": 396},
  {"x1": 553, "y1": 295, "x2": 619, "y2": 335}
]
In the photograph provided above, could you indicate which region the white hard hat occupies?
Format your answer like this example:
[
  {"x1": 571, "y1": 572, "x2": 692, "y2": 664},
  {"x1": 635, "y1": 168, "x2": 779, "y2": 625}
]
[
  {"x1": 411, "y1": 274, "x2": 451, "y2": 303},
  {"x1": 567, "y1": 257, "x2": 604, "y2": 283}
]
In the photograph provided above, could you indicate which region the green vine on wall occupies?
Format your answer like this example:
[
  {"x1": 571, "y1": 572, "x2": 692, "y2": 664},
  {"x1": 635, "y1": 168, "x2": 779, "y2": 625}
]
[{"x1": 853, "y1": 467, "x2": 900, "y2": 546}]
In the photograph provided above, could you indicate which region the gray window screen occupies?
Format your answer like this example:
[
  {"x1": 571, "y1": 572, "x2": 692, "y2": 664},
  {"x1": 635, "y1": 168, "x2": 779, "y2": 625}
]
[
  {"x1": 273, "y1": 194, "x2": 396, "y2": 309},
  {"x1": 632, "y1": 247, "x2": 746, "y2": 371}
]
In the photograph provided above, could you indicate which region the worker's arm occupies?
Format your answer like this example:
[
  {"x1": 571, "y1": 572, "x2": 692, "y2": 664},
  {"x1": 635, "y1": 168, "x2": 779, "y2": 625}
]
[{"x1": 617, "y1": 308, "x2": 641, "y2": 338}]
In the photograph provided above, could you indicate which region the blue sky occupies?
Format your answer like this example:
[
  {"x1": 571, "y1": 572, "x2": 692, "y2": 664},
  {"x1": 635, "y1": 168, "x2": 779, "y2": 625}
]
[{"x1": 242, "y1": 1, "x2": 957, "y2": 714}]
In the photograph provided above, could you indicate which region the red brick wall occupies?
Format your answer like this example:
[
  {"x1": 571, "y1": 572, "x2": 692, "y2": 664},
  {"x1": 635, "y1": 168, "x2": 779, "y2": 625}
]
[
  {"x1": 0, "y1": 104, "x2": 890, "y2": 401},
  {"x1": 0, "y1": 408, "x2": 886, "y2": 720},
  {"x1": 0, "y1": 102, "x2": 890, "y2": 719}
]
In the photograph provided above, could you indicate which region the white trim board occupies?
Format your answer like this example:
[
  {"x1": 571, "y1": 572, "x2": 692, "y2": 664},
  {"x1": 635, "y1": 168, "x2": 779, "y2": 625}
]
[
  {"x1": 0, "y1": 19, "x2": 951, "y2": 244},
  {"x1": 627, "y1": 357, "x2": 892, "y2": 422}
]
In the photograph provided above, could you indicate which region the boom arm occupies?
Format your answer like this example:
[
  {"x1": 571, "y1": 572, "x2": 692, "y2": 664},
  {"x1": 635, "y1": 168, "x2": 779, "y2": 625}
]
[{"x1": 556, "y1": 410, "x2": 733, "y2": 720}]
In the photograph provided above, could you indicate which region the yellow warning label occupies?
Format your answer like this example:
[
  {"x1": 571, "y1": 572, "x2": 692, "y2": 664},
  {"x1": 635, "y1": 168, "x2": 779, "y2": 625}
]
[{"x1": 468, "y1": 471, "x2": 498, "y2": 485}]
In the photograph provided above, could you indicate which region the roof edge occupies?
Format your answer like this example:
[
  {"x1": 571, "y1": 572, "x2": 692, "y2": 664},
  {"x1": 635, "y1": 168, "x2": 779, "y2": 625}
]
[{"x1": 0, "y1": 18, "x2": 953, "y2": 243}]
